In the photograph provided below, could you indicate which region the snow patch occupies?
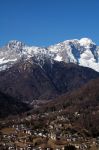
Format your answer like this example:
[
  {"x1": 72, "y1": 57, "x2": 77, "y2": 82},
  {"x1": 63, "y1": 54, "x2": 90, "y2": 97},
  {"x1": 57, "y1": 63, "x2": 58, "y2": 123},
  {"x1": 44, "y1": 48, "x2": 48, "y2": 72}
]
[
  {"x1": 54, "y1": 55, "x2": 62, "y2": 61},
  {"x1": 0, "y1": 58, "x2": 17, "y2": 64}
]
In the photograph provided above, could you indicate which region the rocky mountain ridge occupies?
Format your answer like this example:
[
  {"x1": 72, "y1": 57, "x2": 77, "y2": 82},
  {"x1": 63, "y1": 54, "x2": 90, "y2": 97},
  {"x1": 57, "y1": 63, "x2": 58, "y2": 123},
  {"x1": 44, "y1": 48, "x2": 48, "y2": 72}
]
[{"x1": 0, "y1": 38, "x2": 99, "y2": 72}]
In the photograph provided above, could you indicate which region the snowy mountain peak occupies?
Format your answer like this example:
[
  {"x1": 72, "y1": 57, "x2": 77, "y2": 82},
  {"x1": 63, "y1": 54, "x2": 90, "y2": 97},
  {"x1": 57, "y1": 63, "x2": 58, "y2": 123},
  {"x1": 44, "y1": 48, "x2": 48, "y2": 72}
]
[
  {"x1": 7, "y1": 40, "x2": 25, "y2": 50},
  {"x1": 0, "y1": 38, "x2": 99, "y2": 72},
  {"x1": 48, "y1": 38, "x2": 99, "y2": 71},
  {"x1": 79, "y1": 38, "x2": 95, "y2": 47}
]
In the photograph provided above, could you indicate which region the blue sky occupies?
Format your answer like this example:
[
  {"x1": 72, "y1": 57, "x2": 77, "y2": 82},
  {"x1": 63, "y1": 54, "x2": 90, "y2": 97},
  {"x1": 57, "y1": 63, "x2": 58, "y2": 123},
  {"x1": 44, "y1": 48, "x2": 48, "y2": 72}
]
[{"x1": 0, "y1": 0, "x2": 99, "y2": 47}]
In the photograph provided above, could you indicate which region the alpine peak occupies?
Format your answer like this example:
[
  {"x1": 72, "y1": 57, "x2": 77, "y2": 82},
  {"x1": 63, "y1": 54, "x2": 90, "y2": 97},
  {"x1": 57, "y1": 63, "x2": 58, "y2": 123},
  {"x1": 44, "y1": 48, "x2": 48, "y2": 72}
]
[
  {"x1": 79, "y1": 38, "x2": 95, "y2": 47},
  {"x1": 7, "y1": 40, "x2": 25, "y2": 50},
  {"x1": 0, "y1": 38, "x2": 99, "y2": 72}
]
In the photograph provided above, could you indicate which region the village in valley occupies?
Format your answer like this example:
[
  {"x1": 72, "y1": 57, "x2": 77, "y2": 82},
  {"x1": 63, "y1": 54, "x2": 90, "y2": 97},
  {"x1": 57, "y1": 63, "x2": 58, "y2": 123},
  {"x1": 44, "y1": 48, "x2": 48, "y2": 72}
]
[{"x1": 0, "y1": 109, "x2": 99, "y2": 150}]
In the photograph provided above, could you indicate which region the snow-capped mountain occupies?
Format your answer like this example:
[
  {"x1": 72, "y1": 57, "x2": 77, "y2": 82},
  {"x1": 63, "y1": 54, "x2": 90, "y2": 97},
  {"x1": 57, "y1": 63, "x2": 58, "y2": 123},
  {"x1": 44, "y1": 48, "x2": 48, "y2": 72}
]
[
  {"x1": 0, "y1": 38, "x2": 99, "y2": 72},
  {"x1": 48, "y1": 38, "x2": 99, "y2": 71},
  {"x1": 0, "y1": 40, "x2": 55, "y2": 71}
]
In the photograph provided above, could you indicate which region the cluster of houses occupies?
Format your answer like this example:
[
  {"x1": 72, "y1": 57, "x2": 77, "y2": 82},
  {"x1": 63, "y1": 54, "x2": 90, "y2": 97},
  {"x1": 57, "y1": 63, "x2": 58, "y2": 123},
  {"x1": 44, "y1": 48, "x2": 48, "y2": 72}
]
[{"x1": 0, "y1": 112, "x2": 99, "y2": 150}]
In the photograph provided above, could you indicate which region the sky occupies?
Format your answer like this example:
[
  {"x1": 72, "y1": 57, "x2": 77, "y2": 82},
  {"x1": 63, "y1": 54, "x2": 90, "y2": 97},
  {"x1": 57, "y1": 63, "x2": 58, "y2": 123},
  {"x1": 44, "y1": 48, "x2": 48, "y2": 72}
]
[{"x1": 0, "y1": 0, "x2": 99, "y2": 47}]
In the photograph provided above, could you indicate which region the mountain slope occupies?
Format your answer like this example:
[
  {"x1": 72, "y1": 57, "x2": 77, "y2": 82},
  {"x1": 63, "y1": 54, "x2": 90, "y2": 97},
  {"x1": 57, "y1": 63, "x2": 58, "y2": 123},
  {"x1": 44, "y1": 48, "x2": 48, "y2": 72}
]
[
  {"x1": 43, "y1": 61, "x2": 99, "y2": 93},
  {"x1": 0, "y1": 58, "x2": 98, "y2": 102},
  {"x1": 0, "y1": 59, "x2": 57, "y2": 102},
  {"x1": 52, "y1": 77, "x2": 99, "y2": 110},
  {"x1": 38, "y1": 77, "x2": 99, "y2": 137},
  {"x1": 0, "y1": 91, "x2": 30, "y2": 118}
]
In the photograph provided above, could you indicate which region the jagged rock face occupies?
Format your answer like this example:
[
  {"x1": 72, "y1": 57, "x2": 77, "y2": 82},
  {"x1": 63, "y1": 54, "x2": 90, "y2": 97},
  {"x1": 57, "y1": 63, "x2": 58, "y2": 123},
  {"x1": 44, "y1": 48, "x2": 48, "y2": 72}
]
[
  {"x1": 0, "y1": 38, "x2": 99, "y2": 72},
  {"x1": 0, "y1": 40, "x2": 55, "y2": 71}
]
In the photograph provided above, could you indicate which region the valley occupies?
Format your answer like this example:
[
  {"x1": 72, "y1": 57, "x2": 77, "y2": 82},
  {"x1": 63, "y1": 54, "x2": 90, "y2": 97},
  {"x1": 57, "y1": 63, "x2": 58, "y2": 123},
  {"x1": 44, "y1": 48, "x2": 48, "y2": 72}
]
[{"x1": 0, "y1": 38, "x2": 99, "y2": 149}]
